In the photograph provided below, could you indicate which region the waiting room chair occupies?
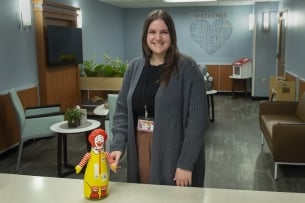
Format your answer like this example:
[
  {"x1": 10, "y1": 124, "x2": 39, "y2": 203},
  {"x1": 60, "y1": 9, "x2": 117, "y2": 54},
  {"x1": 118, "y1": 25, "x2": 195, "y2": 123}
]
[
  {"x1": 104, "y1": 94, "x2": 118, "y2": 151},
  {"x1": 8, "y1": 88, "x2": 64, "y2": 171},
  {"x1": 259, "y1": 92, "x2": 305, "y2": 179}
]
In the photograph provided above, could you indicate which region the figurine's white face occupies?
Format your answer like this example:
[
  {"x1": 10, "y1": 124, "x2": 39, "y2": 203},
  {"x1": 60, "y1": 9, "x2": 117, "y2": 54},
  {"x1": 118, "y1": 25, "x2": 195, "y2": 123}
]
[{"x1": 94, "y1": 135, "x2": 104, "y2": 151}]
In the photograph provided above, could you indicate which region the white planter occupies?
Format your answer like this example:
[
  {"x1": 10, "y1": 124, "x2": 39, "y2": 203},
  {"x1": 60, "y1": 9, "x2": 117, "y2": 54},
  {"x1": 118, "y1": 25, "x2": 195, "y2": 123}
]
[{"x1": 80, "y1": 77, "x2": 123, "y2": 91}]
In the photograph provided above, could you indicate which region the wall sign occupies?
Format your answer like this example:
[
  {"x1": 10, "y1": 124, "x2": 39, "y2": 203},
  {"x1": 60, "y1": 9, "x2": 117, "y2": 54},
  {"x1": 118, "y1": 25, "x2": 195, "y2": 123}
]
[{"x1": 190, "y1": 12, "x2": 232, "y2": 55}]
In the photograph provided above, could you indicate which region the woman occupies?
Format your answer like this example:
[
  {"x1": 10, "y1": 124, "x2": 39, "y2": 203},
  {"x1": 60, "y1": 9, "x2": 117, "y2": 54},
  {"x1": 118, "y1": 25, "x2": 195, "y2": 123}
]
[{"x1": 110, "y1": 9, "x2": 209, "y2": 187}]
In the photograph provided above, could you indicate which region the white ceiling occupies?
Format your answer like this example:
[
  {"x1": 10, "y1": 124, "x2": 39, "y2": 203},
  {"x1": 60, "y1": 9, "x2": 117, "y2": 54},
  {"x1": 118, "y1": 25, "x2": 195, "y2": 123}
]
[{"x1": 97, "y1": 0, "x2": 279, "y2": 8}]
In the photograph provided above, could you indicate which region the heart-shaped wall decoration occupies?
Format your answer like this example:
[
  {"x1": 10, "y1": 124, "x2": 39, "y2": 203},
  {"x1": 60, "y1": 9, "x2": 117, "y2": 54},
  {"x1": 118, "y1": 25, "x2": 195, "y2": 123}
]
[{"x1": 190, "y1": 18, "x2": 232, "y2": 55}]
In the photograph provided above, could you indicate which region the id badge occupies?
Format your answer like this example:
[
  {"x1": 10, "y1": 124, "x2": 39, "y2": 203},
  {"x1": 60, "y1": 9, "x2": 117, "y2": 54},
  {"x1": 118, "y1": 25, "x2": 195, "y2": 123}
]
[{"x1": 137, "y1": 117, "x2": 154, "y2": 133}]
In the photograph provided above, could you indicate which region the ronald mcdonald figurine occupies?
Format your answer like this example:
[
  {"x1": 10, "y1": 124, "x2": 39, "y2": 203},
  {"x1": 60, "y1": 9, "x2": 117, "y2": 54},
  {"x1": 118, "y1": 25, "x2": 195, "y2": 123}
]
[{"x1": 75, "y1": 128, "x2": 117, "y2": 199}]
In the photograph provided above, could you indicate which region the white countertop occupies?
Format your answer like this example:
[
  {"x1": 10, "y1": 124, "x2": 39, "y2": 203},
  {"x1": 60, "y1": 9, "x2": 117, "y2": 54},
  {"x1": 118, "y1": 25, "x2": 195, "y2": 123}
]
[{"x1": 1, "y1": 173, "x2": 304, "y2": 203}]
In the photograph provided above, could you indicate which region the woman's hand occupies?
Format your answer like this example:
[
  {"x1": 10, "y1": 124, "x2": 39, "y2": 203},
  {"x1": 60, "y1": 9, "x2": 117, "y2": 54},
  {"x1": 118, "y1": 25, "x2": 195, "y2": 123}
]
[
  {"x1": 110, "y1": 151, "x2": 122, "y2": 166},
  {"x1": 173, "y1": 168, "x2": 192, "y2": 187}
]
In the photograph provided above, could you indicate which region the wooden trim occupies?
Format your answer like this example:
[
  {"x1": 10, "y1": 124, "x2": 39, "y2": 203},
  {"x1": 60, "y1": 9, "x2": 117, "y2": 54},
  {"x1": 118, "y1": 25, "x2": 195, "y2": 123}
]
[
  {"x1": 32, "y1": 0, "x2": 81, "y2": 110},
  {"x1": 44, "y1": 1, "x2": 79, "y2": 11}
]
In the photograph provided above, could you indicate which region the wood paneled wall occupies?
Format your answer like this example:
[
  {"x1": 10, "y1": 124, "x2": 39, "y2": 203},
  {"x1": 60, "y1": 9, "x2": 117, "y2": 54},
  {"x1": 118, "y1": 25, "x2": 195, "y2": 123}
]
[
  {"x1": 206, "y1": 65, "x2": 219, "y2": 90},
  {"x1": 0, "y1": 87, "x2": 38, "y2": 153},
  {"x1": 32, "y1": 0, "x2": 81, "y2": 110},
  {"x1": 219, "y1": 65, "x2": 234, "y2": 91},
  {"x1": 206, "y1": 64, "x2": 245, "y2": 92}
]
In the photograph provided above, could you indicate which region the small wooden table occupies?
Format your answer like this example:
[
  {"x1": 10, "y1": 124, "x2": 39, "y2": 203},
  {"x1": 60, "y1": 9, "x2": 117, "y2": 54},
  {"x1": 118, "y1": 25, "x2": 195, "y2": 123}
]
[
  {"x1": 50, "y1": 119, "x2": 100, "y2": 177},
  {"x1": 229, "y1": 75, "x2": 251, "y2": 98}
]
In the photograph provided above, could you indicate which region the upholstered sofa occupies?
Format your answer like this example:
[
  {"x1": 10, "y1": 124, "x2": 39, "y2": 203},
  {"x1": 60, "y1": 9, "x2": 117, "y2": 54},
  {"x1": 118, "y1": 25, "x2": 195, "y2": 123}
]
[{"x1": 259, "y1": 92, "x2": 305, "y2": 179}]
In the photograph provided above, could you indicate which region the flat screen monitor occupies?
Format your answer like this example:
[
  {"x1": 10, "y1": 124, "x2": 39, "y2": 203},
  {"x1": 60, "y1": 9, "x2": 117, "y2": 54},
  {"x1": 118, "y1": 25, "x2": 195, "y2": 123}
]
[{"x1": 46, "y1": 25, "x2": 83, "y2": 66}]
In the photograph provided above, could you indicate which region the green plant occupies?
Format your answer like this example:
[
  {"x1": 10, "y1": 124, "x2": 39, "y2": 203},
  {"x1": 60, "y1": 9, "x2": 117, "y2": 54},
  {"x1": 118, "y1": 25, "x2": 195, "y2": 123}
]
[
  {"x1": 105, "y1": 53, "x2": 128, "y2": 77},
  {"x1": 64, "y1": 106, "x2": 84, "y2": 128},
  {"x1": 64, "y1": 107, "x2": 83, "y2": 121},
  {"x1": 82, "y1": 53, "x2": 127, "y2": 77},
  {"x1": 82, "y1": 56, "x2": 98, "y2": 77}
]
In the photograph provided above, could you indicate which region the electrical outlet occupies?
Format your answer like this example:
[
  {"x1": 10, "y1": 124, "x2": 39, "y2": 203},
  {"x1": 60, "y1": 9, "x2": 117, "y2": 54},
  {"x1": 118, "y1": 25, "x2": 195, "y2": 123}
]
[{"x1": 262, "y1": 77, "x2": 266, "y2": 84}]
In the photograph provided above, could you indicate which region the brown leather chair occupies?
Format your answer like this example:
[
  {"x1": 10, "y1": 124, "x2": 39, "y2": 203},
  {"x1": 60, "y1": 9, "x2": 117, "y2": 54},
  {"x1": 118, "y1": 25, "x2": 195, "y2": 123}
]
[{"x1": 259, "y1": 92, "x2": 305, "y2": 179}]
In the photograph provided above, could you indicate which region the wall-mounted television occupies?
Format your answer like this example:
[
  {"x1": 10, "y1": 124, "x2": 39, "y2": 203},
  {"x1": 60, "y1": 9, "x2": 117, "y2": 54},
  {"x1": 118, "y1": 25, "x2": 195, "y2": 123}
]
[{"x1": 46, "y1": 25, "x2": 83, "y2": 66}]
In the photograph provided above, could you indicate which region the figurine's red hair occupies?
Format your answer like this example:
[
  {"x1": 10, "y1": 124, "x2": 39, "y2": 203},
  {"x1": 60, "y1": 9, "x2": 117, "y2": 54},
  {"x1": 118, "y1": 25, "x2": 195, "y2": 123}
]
[{"x1": 88, "y1": 128, "x2": 108, "y2": 146}]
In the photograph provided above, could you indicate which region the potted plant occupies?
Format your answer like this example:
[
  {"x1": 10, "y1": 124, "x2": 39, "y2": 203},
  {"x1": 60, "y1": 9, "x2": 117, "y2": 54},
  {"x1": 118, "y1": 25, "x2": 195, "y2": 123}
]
[
  {"x1": 204, "y1": 72, "x2": 214, "y2": 91},
  {"x1": 80, "y1": 53, "x2": 127, "y2": 91},
  {"x1": 82, "y1": 55, "x2": 99, "y2": 77},
  {"x1": 64, "y1": 106, "x2": 84, "y2": 128},
  {"x1": 82, "y1": 53, "x2": 127, "y2": 77}
]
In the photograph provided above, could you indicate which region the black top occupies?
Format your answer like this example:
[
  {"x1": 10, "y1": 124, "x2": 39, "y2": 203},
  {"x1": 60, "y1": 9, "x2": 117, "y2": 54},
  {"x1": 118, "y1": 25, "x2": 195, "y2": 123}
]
[{"x1": 132, "y1": 63, "x2": 163, "y2": 120}]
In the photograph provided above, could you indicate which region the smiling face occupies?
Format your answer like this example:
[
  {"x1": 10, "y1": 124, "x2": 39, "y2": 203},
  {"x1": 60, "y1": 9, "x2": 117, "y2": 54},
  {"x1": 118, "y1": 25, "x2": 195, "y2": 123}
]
[
  {"x1": 146, "y1": 19, "x2": 171, "y2": 61},
  {"x1": 94, "y1": 134, "x2": 104, "y2": 151}
]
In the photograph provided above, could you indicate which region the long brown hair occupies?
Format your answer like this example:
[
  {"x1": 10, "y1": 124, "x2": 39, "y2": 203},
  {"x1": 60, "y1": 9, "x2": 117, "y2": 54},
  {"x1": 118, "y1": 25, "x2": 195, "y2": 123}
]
[{"x1": 141, "y1": 10, "x2": 180, "y2": 86}]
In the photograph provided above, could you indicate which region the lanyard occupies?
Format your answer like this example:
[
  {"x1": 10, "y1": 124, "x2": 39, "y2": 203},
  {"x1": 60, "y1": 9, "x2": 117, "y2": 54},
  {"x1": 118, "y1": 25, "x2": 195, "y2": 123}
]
[{"x1": 143, "y1": 69, "x2": 149, "y2": 119}]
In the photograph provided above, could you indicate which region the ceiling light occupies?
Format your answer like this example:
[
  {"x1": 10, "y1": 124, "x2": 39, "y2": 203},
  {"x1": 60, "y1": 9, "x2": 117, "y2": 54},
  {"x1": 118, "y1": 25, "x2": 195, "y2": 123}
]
[{"x1": 164, "y1": 0, "x2": 216, "y2": 3}]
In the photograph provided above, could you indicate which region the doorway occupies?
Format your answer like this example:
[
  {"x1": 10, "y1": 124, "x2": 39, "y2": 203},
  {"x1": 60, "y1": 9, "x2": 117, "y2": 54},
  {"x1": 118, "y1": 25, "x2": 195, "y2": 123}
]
[{"x1": 276, "y1": 10, "x2": 288, "y2": 80}]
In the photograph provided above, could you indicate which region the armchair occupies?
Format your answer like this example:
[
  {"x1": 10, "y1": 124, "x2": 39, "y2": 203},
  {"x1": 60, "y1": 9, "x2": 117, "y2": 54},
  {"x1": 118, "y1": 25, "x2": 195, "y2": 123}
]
[
  {"x1": 8, "y1": 88, "x2": 64, "y2": 171},
  {"x1": 259, "y1": 92, "x2": 305, "y2": 179}
]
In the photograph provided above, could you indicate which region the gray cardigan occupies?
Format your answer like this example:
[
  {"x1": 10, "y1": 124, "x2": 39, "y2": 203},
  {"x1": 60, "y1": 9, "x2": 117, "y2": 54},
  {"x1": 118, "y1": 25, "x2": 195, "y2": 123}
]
[{"x1": 110, "y1": 54, "x2": 209, "y2": 187}]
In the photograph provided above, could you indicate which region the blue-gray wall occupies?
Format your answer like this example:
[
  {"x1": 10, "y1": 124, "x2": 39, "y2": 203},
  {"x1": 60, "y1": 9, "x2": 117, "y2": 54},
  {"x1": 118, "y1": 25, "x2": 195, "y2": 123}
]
[
  {"x1": 0, "y1": 0, "x2": 37, "y2": 91},
  {"x1": 1, "y1": 0, "x2": 305, "y2": 98},
  {"x1": 123, "y1": 6, "x2": 253, "y2": 65},
  {"x1": 253, "y1": 2, "x2": 279, "y2": 97},
  {"x1": 279, "y1": 0, "x2": 305, "y2": 79}
]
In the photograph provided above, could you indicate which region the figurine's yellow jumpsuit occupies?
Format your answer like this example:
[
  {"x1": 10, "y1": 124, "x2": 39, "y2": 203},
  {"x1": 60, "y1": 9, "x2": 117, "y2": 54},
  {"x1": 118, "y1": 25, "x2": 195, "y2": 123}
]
[
  {"x1": 80, "y1": 150, "x2": 113, "y2": 199},
  {"x1": 75, "y1": 129, "x2": 116, "y2": 200}
]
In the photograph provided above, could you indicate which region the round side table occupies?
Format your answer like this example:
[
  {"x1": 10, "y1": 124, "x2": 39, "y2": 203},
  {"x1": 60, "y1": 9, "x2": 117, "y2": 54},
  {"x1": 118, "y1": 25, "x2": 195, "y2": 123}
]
[{"x1": 50, "y1": 119, "x2": 100, "y2": 177}]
